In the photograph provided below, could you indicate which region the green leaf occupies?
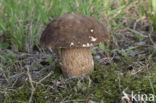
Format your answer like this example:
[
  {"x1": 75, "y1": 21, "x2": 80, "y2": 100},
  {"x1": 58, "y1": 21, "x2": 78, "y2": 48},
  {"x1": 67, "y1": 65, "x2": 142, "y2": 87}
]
[
  {"x1": 99, "y1": 43, "x2": 105, "y2": 51},
  {"x1": 0, "y1": 19, "x2": 6, "y2": 31},
  {"x1": 92, "y1": 49, "x2": 96, "y2": 54},
  {"x1": 46, "y1": 57, "x2": 53, "y2": 64},
  {"x1": 152, "y1": 0, "x2": 156, "y2": 14}
]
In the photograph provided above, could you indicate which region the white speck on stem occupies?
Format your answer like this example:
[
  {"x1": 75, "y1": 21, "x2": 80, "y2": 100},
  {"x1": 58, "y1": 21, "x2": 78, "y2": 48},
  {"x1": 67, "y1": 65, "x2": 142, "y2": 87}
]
[
  {"x1": 70, "y1": 42, "x2": 74, "y2": 47},
  {"x1": 89, "y1": 36, "x2": 97, "y2": 42},
  {"x1": 90, "y1": 29, "x2": 94, "y2": 33},
  {"x1": 82, "y1": 44, "x2": 87, "y2": 47}
]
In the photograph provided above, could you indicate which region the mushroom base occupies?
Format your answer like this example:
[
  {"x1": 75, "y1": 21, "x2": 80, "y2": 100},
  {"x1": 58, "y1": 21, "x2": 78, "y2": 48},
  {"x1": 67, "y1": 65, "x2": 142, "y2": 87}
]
[{"x1": 61, "y1": 47, "x2": 94, "y2": 77}]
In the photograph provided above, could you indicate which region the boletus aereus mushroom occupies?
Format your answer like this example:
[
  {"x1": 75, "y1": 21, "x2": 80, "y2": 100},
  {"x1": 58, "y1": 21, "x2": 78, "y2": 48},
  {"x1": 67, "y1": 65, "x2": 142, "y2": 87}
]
[{"x1": 40, "y1": 14, "x2": 109, "y2": 77}]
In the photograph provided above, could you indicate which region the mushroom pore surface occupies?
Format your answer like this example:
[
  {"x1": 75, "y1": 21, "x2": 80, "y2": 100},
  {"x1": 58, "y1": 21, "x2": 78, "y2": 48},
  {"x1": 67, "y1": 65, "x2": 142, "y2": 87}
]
[{"x1": 61, "y1": 47, "x2": 94, "y2": 77}]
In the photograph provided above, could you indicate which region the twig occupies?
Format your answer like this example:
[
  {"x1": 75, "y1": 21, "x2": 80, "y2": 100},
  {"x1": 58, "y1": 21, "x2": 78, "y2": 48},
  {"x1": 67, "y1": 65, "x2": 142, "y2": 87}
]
[
  {"x1": 148, "y1": 33, "x2": 156, "y2": 48},
  {"x1": 26, "y1": 66, "x2": 35, "y2": 103},
  {"x1": 38, "y1": 63, "x2": 55, "y2": 73},
  {"x1": 38, "y1": 71, "x2": 54, "y2": 83},
  {"x1": 11, "y1": 78, "x2": 18, "y2": 88},
  {"x1": 9, "y1": 72, "x2": 24, "y2": 79},
  {"x1": 61, "y1": 99, "x2": 84, "y2": 103},
  {"x1": 28, "y1": 89, "x2": 34, "y2": 103},
  {"x1": 127, "y1": 28, "x2": 148, "y2": 38},
  {"x1": 1, "y1": 70, "x2": 9, "y2": 83},
  {"x1": 26, "y1": 66, "x2": 35, "y2": 91}
]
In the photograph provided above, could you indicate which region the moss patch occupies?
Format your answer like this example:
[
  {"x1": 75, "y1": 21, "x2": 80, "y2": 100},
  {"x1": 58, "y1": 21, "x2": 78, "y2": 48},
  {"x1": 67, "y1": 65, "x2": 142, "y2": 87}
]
[{"x1": 1, "y1": 59, "x2": 156, "y2": 102}]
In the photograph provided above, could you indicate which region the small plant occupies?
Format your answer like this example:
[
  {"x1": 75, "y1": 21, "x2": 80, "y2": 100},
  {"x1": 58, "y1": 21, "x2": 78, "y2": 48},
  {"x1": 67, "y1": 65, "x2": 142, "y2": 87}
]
[
  {"x1": 151, "y1": 0, "x2": 156, "y2": 29},
  {"x1": 145, "y1": 0, "x2": 156, "y2": 30}
]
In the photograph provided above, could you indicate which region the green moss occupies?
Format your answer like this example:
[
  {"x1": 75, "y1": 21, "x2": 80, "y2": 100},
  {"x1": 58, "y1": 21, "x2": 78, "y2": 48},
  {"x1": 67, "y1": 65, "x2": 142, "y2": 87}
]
[
  {"x1": 1, "y1": 59, "x2": 156, "y2": 102},
  {"x1": 4, "y1": 86, "x2": 31, "y2": 103}
]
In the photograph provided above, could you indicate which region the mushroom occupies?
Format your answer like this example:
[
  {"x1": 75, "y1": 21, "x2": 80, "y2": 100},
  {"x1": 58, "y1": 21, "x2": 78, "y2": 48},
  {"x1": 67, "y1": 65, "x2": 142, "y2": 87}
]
[{"x1": 40, "y1": 14, "x2": 109, "y2": 77}]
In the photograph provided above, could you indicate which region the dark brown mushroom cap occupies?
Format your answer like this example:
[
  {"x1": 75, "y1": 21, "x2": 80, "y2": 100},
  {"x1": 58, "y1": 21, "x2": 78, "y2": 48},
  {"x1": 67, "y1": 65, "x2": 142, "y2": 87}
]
[{"x1": 40, "y1": 14, "x2": 109, "y2": 48}]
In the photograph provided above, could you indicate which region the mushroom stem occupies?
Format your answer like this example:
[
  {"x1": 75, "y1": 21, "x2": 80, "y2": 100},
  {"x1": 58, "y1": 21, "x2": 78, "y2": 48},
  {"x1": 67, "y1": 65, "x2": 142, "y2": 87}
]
[{"x1": 61, "y1": 47, "x2": 94, "y2": 77}]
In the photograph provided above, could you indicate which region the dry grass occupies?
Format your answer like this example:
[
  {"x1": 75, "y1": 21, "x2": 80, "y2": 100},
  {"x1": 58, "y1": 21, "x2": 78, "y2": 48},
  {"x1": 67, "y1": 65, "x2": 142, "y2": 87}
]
[{"x1": 0, "y1": 0, "x2": 156, "y2": 102}]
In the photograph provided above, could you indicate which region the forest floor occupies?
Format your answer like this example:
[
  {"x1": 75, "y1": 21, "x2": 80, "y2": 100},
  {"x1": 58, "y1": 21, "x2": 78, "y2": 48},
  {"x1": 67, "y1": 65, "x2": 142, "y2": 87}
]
[{"x1": 0, "y1": 0, "x2": 156, "y2": 103}]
